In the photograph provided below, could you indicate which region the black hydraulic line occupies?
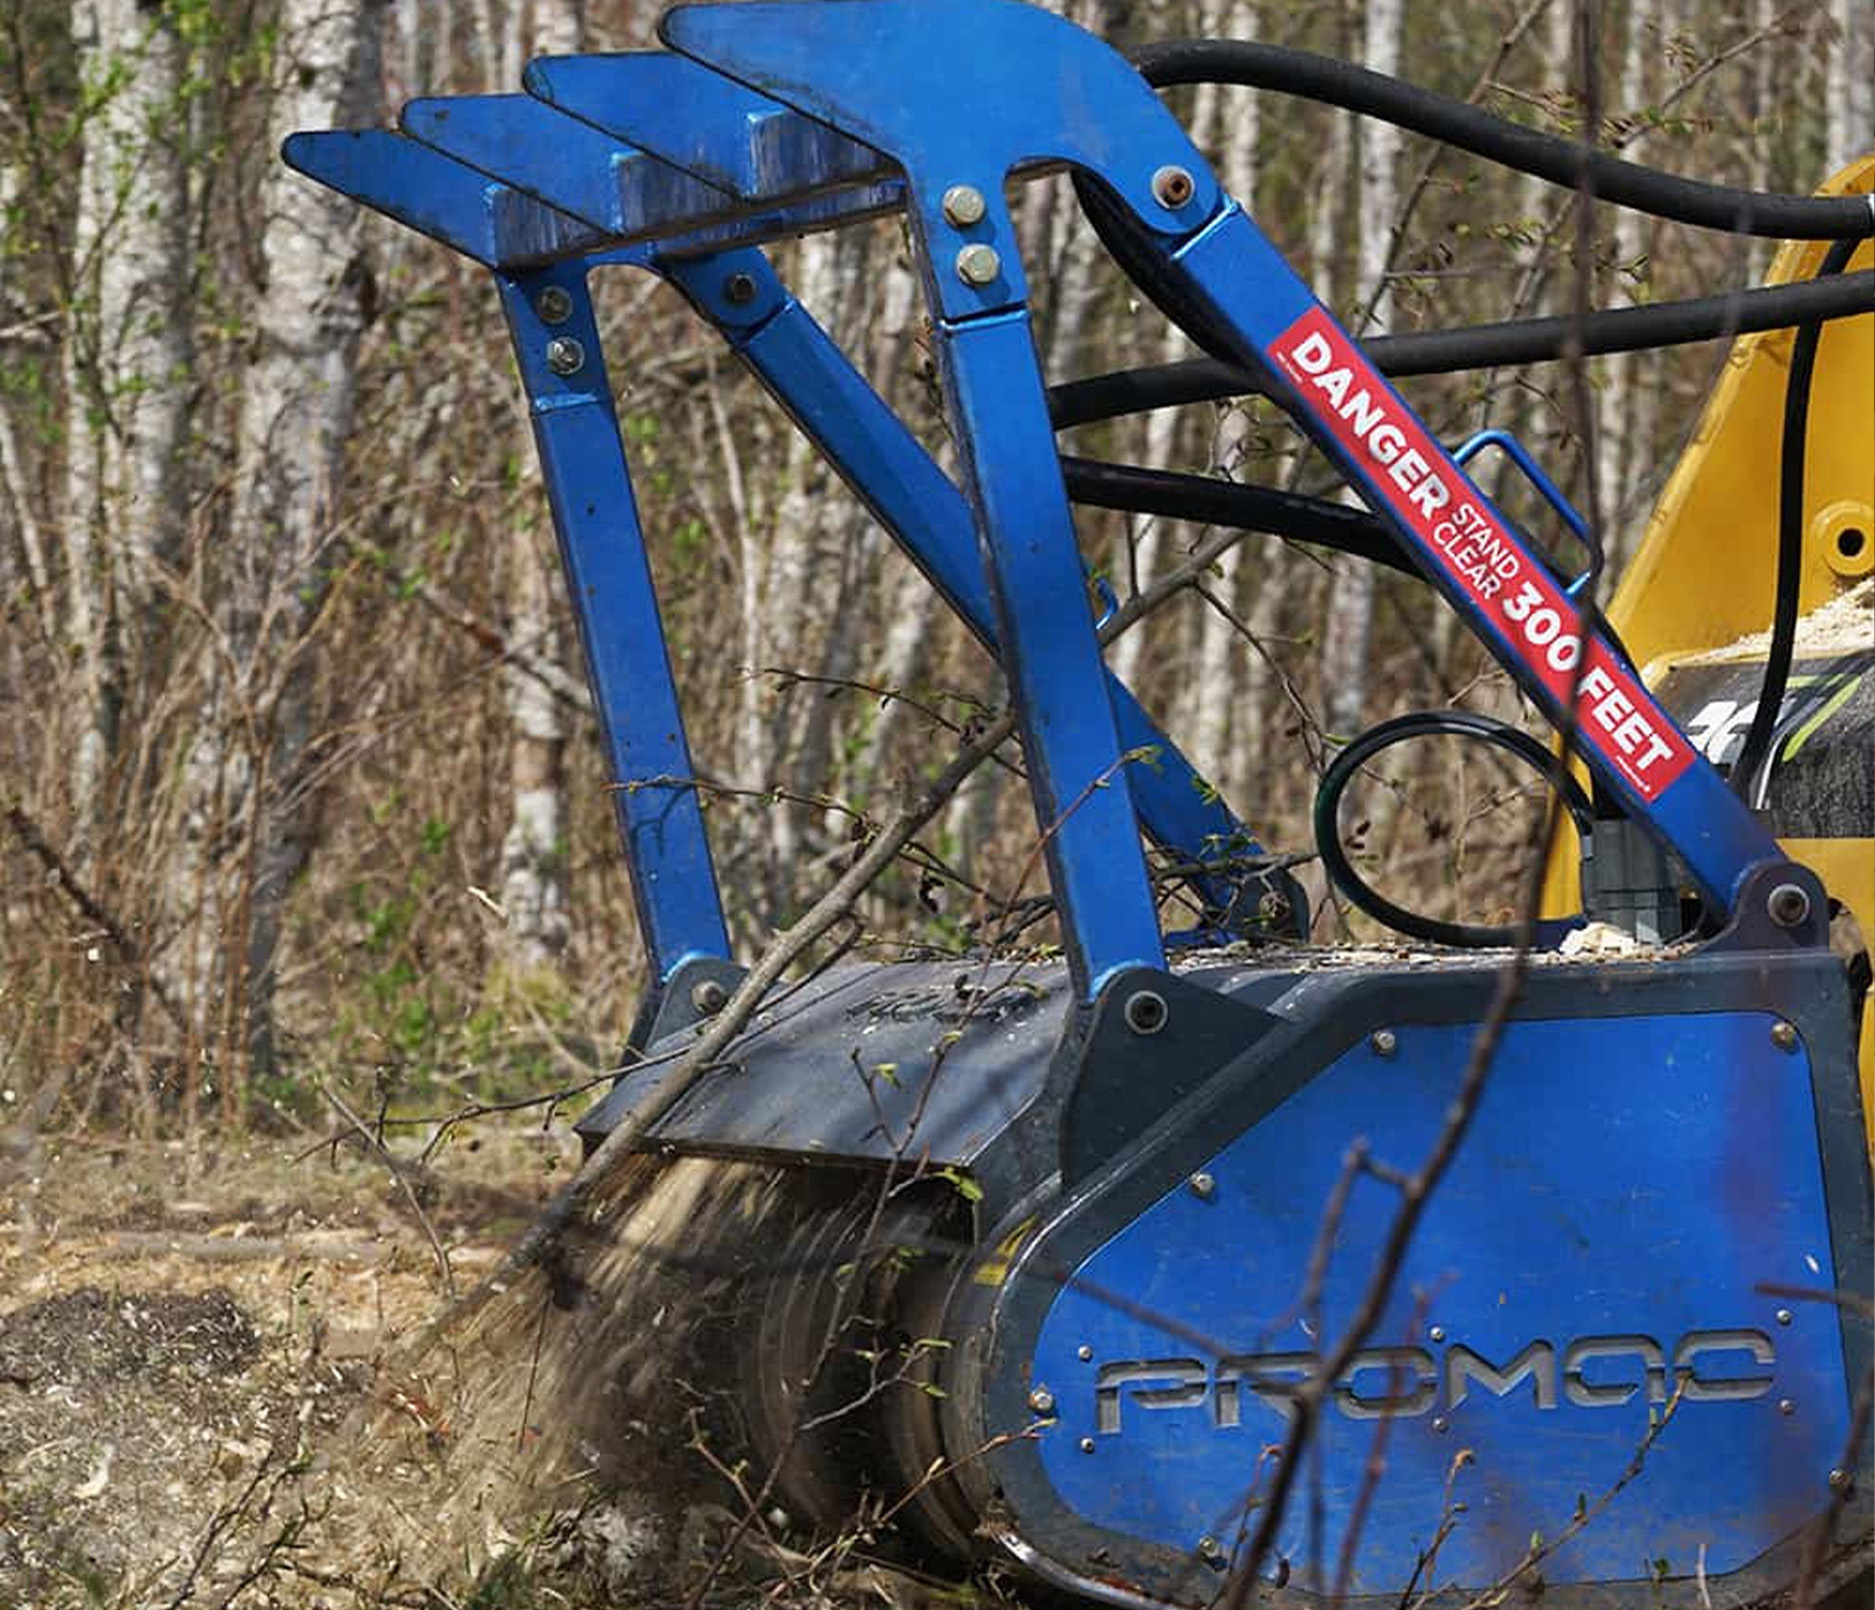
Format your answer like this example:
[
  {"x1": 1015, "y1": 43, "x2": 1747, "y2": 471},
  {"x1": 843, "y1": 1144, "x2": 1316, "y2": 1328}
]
[
  {"x1": 1313, "y1": 710, "x2": 1597, "y2": 949},
  {"x1": 1059, "y1": 457, "x2": 1420, "y2": 575},
  {"x1": 1730, "y1": 236, "x2": 1862, "y2": 804},
  {"x1": 1133, "y1": 39, "x2": 1875, "y2": 240},
  {"x1": 1047, "y1": 271, "x2": 1875, "y2": 429}
]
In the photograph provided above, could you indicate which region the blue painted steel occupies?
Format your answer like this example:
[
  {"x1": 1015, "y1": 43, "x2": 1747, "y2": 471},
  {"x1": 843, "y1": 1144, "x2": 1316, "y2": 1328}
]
[
  {"x1": 1169, "y1": 205, "x2": 1786, "y2": 912},
  {"x1": 522, "y1": 50, "x2": 886, "y2": 203},
  {"x1": 1455, "y1": 427, "x2": 1599, "y2": 595},
  {"x1": 1029, "y1": 1012, "x2": 1852, "y2": 1586},
  {"x1": 660, "y1": 0, "x2": 1219, "y2": 322},
  {"x1": 398, "y1": 94, "x2": 734, "y2": 242},
  {"x1": 280, "y1": 130, "x2": 607, "y2": 269},
  {"x1": 498, "y1": 266, "x2": 732, "y2": 981},
  {"x1": 933, "y1": 311, "x2": 1166, "y2": 995}
]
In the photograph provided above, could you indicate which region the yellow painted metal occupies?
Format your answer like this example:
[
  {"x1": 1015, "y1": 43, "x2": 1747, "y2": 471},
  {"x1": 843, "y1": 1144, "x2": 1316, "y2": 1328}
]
[{"x1": 1540, "y1": 154, "x2": 1873, "y2": 1132}]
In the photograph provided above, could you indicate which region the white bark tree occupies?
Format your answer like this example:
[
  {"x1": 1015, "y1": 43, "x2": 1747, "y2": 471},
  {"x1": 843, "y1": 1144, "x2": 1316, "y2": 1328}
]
[{"x1": 1826, "y1": 0, "x2": 1874, "y2": 174}]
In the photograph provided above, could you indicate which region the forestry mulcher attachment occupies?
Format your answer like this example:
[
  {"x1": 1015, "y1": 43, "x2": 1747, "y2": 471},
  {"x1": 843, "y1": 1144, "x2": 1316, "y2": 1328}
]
[{"x1": 288, "y1": 5, "x2": 1875, "y2": 1603}]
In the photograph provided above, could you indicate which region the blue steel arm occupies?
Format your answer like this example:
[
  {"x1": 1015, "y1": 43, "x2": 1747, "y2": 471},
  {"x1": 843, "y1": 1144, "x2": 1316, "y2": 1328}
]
[
  {"x1": 282, "y1": 133, "x2": 733, "y2": 983},
  {"x1": 659, "y1": 0, "x2": 1796, "y2": 928},
  {"x1": 387, "y1": 83, "x2": 1292, "y2": 929}
]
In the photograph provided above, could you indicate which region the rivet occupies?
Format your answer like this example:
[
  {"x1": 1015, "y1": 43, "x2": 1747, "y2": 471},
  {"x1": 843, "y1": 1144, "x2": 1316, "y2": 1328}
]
[
  {"x1": 1431, "y1": 1415, "x2": 1450, "y2": 1434},
  {"x1": 1771, "y1": 1021, "x2": 1799, "y2": 1052},
  {"x1": 1079, "y1": 1436, "x2": 1096, "y2": 1454},
  {"x1": 545, "y1": 336, "x2": 585, "y2": 377},
  {"x1": 1188, "y1": 1171, "x2": 1216, "y2": 1200},
  {"x1": 1028, "y1": 1386, "x2": 1055, "y2": 1415},
  {"x1": 1429, "y1": 1325, "x2": 1446, "y2": 1343},
  {"x1": 1370, "y1": 1028, "x2": 1398, "y2": 1057},
  {"x1": 1077, "y1": 1344, "x2": 1094, "y2": 1362},
  {"x1": 535, "y1": 285, "x2": 574, "y2": 324},
  {"x1": 723, "y1": 271, "x2": 758, "y2": 305},
  {"x1": 690, "y1": 978, "x2": 729, "y2": 1016},
  {"x1": 941, "y1": 184, "x2": 988, "y2": 227},
  {"x1": 1779, "y1": 1398, "x2": 1796, "y2": 1416},
  {"x1": 1124, "y1": 989, "x2": 1168, "y2": 1036},
  {"x1": 1151, "y1": 164, "x2": 1196, "y2": 208},
  {"x1": 1776, "y1": 1308, "x2": 1793, "y2": 1326},
  {"x1": 955, "y1": 243, "x2": 1002, "y2": 286},
  {"x1": 1767, "y1": 882, "x2": 1811, "y2": 928}
]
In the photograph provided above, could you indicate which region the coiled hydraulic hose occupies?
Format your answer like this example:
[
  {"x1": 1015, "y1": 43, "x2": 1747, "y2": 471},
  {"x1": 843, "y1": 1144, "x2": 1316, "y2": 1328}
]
[{"x1": 1313, "y1": 710, "x2": 1598, "y2": 948}]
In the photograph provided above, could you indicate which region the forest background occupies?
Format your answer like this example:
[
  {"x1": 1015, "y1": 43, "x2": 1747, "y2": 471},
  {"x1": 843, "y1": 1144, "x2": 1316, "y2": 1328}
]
[{"x1": 2, "y1": 0, "x2": 1872, "y2": 1145}]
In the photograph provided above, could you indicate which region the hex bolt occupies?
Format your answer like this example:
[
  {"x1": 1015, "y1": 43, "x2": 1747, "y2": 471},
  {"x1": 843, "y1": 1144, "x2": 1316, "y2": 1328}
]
[
  {"x1": 723, "y1": 271, "x2": 758, "y2": 306},
  {"x1": 1767, "y1": 882, "x2": 1811, "y2": 928},
  {"x1": 535, "y1": 285, "x2": 574, "y2": 324},
  {"x1": 1779, "y1": 1398, "x2": 1796, "y2": 1416},
  {"x1": 1151, "y1": 164, "x2": 1196, "y2": 208},
  {"x1": 1188, "y1": 1171, "x2": 1216, "y2": 1200},
  {"x1": 545, "y1": 336, "x2": 585, "y2": 377},
  {"x1": 1197, "y1": 1536, "x2": 1222, "y2": 1560},
  {"x1": 1776, "y1": 1308, "x2": 1793, "y2": 1326},
  {"x1": 1079, "y1": 1437, "x2": 1096, "y2": 1454},
  {"x1": 1428, "y1": 1325, "x2": 1446, "y2": 1343},
  {"x1": 1771, "y1": 1020, "x2": 1799, "y2": 1052},
  {"x1": 690, "y1": 978, "x2": 729, "y2": 1017},
  {"x1": 955, "y1": 243, "x2": 1002, "y2": 286},
  {"x1": 1028, "y1": 1386, "x2": 1056, "y2": 1415},
  {"x1": 1370, "y1": 1028, "x2": 1398, "y2": 1058},
  {"x1": 1124, "y1": 989, "x2": 1169, "y2": 1036},
  {"x1": 941, "y1": 184, "x2": 988, "y2": 227}
]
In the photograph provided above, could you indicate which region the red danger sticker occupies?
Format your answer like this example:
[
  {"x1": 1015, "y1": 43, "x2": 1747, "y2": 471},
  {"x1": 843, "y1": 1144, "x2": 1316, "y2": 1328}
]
[{"x1": 1271, "y1": 306, "x2": 1694, "y2": 801}]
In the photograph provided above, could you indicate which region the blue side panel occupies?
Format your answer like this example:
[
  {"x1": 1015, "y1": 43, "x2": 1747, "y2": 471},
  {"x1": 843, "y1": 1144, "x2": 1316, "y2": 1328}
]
[{"x1": 1031, "y1": 1012, "x2": 1851, "y2": 1587}]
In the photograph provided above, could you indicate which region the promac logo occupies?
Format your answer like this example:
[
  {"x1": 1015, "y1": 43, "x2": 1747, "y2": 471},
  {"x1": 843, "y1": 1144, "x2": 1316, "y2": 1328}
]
[{"x1": 1092, "y1": 1331, "x2": 1775, "y2": 1433}]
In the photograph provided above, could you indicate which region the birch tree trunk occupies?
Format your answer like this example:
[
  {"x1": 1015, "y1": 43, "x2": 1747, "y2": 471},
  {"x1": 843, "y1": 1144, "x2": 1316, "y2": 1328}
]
[
  {"x1": 496, "y1": 0, "x2": 582, "y2": 973},
  {"x1": 213, "y1": 0, "x2": 386, "y2": 1086},
  {"x1": 63, "y1": 0, "x2": 193, "y2": 816},
  {"x1": 1827, "y1": 0, "x2": 1874, "y2": 174},
  {"x1": 1316, "y1": 0, "x2": 1402, "y2": 741}
]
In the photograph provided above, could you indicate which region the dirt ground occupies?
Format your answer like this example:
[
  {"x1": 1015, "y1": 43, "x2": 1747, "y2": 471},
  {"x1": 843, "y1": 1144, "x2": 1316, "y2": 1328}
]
[{"x1": 0, "y1": 1126, "x2": 984, "y2": 1610}]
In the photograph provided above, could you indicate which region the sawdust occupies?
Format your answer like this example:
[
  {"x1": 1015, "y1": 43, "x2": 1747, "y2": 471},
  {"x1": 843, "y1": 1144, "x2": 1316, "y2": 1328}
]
[{"x1": 1683, "y1": 576, "x2": 1875, "y2": 664}]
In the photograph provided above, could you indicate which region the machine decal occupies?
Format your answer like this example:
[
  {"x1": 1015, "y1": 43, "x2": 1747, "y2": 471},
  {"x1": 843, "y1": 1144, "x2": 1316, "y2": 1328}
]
[
  {"x1": 1091, "y1": 1330, "x2": 1777, "y2": 1431},
  {"x1": 1272, "y1": 308, "x2": 1696, "y2": 800}
]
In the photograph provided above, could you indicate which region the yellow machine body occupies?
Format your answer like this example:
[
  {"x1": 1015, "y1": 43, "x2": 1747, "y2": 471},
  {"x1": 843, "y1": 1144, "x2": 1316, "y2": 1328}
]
[{"x1": 1544, "y1": 155, "x2": 1875, "y2": 1125}]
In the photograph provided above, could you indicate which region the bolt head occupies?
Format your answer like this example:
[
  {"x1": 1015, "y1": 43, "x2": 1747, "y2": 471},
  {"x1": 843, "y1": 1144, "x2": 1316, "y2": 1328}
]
[
  {"x1": 1124, "y1": 989, "x2": 1168, "y2": 1036},
  {"x1": 545, "y1": 336, "x2": 585, "y2": 377},
  {"x1": 1197, "y1": 1535, "x2": 1222, "y2": 1558},
  {"x1": 1431, "y1": 1415, "x2": 1450, "y2": 1434},
  {"x1": 1771, "y1": 1020, "x2": 1799, "y2": 1052},
  {"x1": 1256, "y1": 890, "x2": 1292, "y2": 925},
  {"x1": 1776, "y1": 1308, "x2": 1793, "y2": 1326},
  {"x1": 723, "y1": 271, "x2": 758, "y2": 305},
  {"x1": 1188, "y1": 1171, "x2": 1216, "y2": 1200},
  {"x1": 1028, "y1": 1386, "x2": 1055, "y2": 1415},
  {"x1": 955, "y1": 243, "x2": 1002, "y2": 287},
  {"x1": 535, "y1": 285, "x2": 574, "y2": 324},
  {"x1": 1779, "y1": 1398, "x2": 1796, "y2": 1416},
  {"x1": 1767, "y1": 881, "x2": 1811, "y2": 928},
  {"x1": 1829, "y1": 1467, "x2": 1853, "y2": 1493},
  {"x1": 1429, "y1": 1325, "x2": 1447, "y2": 1343},
  {"x1": 1370, "y1": 1028, "x2": 1398, "y2": 1058},
  {"x1": 941, "y1": 184, "x2": 988, "y2": 227},
  {"x1": 1077, "y1": 1344, "x2": 1094, "y2": 1362},
  {"x1": 690, "y1": 978, "x2": 729, "y2": 1016},
  {"x1": 1151, "y1": 164, "x2": 1196, "y2": 209},
  {"x1": 1078, "y1": 1436, "x2": 1096, "y2": 1454}
]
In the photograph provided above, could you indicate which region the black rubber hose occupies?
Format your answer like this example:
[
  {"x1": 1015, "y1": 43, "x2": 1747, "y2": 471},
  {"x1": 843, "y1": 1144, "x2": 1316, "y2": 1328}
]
[
  {"x1": 1729, "y1": 236, "x2": 1862, "y2": 804},
  {"x1": 1133, "y1": 39, "x2": 1875, "y2": 240},
  {"x1": 1048, "y1": 271, "x2": 1875, "y2": 428},
  {"x1": 1313, "y1": 710, "x2": 1597, "y2": 948},
  {"x1": 1059, "y1": 457, "x2": 1420, "y2": 575}
]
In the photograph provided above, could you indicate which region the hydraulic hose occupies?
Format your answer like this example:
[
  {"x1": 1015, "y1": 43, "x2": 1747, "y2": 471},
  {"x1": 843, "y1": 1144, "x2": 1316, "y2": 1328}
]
[
  {"x1": 1133, "y1": 39, "x2": 1875, "y2": 240},
  {"x1": 1048, "y1": 271, "x2": 1875, "y2": 429},
  {"x1": 1729, "y1": 235, "x2": 1862, "y2": 803},
  {"x1": 1313, "y1": 710, "x2": 1597, "y2": 948}
]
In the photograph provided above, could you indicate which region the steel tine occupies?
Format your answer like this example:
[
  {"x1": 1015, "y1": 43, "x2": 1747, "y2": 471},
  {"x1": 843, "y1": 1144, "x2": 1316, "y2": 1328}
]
[
  {"x1": 281, "y1": 129, "x2": 610, "y2": 269},
  {"x1": 523, "y1": 50, "x2": 891, "y2": 205}
]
